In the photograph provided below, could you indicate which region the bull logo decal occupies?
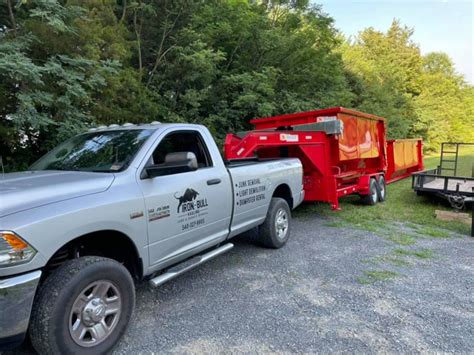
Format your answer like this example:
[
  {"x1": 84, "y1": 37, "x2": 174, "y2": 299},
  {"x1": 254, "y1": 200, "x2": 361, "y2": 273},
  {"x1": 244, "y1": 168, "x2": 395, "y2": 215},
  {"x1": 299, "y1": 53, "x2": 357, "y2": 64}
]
[{"x1": 174, "y1": 188, "x2": 199, "y2": 213}]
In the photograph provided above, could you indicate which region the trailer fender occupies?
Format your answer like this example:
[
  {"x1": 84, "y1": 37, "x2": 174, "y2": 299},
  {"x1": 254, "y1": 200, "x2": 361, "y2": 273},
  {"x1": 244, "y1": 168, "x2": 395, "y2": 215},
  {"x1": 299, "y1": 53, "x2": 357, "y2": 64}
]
[
  {"x1": 358, "y1": 175, "x2": 371, "y2": 195},
  {"x1": 358, "y1": 174, "x2": 382, "y2": 195}
]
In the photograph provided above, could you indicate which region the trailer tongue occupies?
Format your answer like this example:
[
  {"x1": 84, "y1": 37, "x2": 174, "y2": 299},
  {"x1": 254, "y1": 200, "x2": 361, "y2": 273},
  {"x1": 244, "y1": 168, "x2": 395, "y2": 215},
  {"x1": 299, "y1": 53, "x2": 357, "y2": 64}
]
[{"x1": 224, "y1": 107, "x2": 424, "y2": 210}]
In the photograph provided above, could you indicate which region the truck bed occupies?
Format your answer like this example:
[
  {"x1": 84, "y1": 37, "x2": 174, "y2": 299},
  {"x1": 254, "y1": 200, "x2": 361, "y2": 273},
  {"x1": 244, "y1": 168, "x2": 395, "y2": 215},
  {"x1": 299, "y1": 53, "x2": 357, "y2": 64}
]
[{"x1": 225, "y1": 157, "x2": 304, "y2": 238}]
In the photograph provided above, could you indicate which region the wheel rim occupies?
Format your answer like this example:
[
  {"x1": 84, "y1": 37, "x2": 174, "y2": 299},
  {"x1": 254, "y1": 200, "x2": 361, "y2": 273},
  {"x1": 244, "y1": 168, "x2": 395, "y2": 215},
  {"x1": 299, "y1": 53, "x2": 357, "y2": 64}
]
[
  {"x1": 371, "y1": 184, "x2": 378, "y2": 203},
  {"x1": 275, "y1": 208, "x2": 289, "y2": 240},
  {"x1": 69, "y1": 280, "x2": 122, "y2": 348},
  {"x1": 379, "y1": 179, "x2": 386, "y2": 199}
]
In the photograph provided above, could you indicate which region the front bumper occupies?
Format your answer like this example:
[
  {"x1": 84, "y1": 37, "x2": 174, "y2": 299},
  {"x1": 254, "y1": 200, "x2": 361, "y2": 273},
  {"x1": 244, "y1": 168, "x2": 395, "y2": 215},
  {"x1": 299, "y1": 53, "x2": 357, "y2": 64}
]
[{"x1": 0, "y1": 270, "x2": 42, "y2": 350}]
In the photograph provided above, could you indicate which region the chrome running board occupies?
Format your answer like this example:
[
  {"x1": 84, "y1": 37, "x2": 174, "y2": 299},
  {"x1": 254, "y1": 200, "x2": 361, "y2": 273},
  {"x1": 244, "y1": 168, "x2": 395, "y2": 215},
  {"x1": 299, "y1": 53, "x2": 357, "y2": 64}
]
[{"x1": 149, "y1": 243, "x2": 234, "y2": 287}]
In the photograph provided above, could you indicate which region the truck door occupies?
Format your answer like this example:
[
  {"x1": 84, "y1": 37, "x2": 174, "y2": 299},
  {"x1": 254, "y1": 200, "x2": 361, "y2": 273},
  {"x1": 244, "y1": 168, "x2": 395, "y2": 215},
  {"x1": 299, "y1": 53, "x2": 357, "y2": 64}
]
[{"x1": 137, "y1": 129, "x2": 232, "y2": 268}]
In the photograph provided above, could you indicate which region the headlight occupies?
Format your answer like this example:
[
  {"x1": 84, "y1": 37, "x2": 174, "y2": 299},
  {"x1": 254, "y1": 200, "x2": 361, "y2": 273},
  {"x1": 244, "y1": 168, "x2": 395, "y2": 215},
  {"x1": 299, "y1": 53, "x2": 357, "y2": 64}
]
[{"x1": 0, "y1": 231, "x2": 36, "y2": 266}]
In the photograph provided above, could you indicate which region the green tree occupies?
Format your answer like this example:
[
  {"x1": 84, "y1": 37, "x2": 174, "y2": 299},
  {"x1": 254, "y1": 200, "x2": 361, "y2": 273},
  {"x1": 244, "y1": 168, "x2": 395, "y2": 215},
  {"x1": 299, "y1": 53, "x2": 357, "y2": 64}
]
[
  {"x1": 340, "y1": 20, "x2": 473, "y2": 149},
  {"x1": 0, "y1": 0, "x2": 118, "y2": 169},
  {"x1": 339, "y1": 20, "x2": 421, "y2": 139},
  {"x1": 72, "y1": 0, "x2": 166, "y2": 124},
  {"x1": 413, "y1": 52, "x2": 474, "y2": 150},
  {"x1": 143, "y1": 0, "x2": 352, "y2": 137}
]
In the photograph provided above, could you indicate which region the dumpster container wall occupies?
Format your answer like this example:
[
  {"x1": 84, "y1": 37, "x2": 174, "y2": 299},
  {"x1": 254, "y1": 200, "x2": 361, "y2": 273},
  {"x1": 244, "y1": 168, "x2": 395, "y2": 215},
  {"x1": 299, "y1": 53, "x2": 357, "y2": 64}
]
[{"x1": 386, "y1": 139, "x2": 424, "y2": 182}]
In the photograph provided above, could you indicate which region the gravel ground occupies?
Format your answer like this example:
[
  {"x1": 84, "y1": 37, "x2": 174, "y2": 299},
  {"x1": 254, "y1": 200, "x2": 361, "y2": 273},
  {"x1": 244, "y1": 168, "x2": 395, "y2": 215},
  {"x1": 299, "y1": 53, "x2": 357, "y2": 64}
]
[{"x1": 7, "y1": 215, "x2": 474, "y2": 354}]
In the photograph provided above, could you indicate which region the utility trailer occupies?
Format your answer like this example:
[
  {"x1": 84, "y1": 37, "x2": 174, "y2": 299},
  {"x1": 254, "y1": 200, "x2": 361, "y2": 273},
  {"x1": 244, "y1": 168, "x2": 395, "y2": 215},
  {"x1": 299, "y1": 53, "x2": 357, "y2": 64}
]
[
  {"x1": 411, "y1": 142, "x2": 474, "y2": 236},
  {"x1": 224, "y1": 107, "x2": 424, "y2": 210}
]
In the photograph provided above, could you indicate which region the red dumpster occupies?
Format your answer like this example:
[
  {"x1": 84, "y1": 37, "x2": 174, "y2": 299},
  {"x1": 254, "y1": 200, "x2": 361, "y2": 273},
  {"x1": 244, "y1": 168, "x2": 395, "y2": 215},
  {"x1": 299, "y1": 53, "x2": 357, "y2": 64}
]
[{"x1": 224, "y1": 107, "x2": 423, "y2": 210}]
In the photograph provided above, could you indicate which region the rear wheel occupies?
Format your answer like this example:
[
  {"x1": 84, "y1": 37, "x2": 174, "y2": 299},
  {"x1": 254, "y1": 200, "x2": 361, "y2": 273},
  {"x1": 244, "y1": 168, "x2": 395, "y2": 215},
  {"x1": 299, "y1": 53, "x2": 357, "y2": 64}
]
[
  {"x1": 30, "y1": 256, "x2": 135, "y2": 355},
  {"x1": 260, "y1": 197, "x2": 292, "y2": 248},
  {"x1": 377, "y1": 175, "x2": 387, "y2": 202},
  {"x1": 361, "y1": 178, "x2": 378, "y2": 206}
]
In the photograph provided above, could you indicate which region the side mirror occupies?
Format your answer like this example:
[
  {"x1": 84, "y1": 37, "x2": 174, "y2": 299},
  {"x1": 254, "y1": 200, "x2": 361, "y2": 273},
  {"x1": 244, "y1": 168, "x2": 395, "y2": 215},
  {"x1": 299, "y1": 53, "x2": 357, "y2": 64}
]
[{"x1": 142, "y1": 152, "x2": 198, "y2": 179}]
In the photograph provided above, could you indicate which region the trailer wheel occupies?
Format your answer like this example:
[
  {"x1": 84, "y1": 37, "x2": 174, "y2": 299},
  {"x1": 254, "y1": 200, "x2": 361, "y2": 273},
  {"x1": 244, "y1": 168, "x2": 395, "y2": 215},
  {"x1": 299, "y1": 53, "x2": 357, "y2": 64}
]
[
  {"x1": 30, "y1": 256, "x2": 135, "y2": 355},
  {"x1": 260, "y1": 197, "x2": 291, "y2": 248},
  {"x1": 361, "y1": 178, "x2": 378, "y2": 206},
  {"x1": 377, "y1": 175, "x2": 387, "y2": 202}
]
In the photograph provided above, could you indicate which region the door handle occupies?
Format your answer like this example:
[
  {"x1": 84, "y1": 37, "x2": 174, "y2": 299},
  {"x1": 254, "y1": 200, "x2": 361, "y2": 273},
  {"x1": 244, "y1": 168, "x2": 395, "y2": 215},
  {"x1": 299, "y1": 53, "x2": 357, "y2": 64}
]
[{"x1": 207, "y1": 178, "x2": 221, "y2": 185}]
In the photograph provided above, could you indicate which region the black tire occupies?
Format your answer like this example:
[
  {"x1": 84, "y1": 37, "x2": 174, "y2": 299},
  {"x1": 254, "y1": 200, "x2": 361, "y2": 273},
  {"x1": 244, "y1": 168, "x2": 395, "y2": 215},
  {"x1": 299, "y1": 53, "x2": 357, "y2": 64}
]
[
  {"x1": 30, "y1": 256, "x2": 135, "y2": 355},
  {"x1": 260, "y1": 197, "x2": 292, "y2": 248},
  {"x1": 361, "y1": 178, "x2": 378, "y2": 206},
  {"x1": 377, "y1": 175, "x2": 387, "y2": 202}
]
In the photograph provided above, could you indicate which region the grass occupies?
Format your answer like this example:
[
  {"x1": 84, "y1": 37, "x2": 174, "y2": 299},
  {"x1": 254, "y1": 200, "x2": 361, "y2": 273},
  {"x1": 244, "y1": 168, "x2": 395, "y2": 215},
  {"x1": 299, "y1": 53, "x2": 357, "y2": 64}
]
[
  {"x1": 357, "y1": 270, "x2": 399, "y2": 284},
  {"x1": 384, "y1": 256, "x2": 411, "y2": 267},
  {"x1": 363, "y1": 255, "x2": 411, "y2": 267},
  {"x1": 387, "y1": 234, "x2": 416, "y2": 246},
  {"x1": 393, "y1": 248, "x2": 434, "y2": 259},
  {"x1": 417, "y1": 226, "x2": 450, "y2": 238},
  {"x1": 294, "y1": 153, "x2": 472, "y2": 236}
]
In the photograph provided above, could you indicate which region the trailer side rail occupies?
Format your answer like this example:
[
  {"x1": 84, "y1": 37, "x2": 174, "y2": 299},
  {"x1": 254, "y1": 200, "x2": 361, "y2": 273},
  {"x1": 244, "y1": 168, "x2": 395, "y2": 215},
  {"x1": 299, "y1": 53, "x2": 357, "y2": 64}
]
[{"x1": 412, "y1": 170, "x2": 474, "y2": 196}]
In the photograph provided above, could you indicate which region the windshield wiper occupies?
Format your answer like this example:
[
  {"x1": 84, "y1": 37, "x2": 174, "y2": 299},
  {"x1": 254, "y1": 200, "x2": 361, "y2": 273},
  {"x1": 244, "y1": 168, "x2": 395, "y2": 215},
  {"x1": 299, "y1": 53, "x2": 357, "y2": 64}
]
[{"x1": 44, "y1": 167, "x2": 75, "y2": 171}]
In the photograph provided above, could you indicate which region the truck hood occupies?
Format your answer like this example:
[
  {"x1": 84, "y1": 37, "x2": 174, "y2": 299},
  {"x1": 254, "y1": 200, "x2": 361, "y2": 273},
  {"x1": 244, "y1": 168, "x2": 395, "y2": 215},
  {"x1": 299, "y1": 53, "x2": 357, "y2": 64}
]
[{"x1": 0, "y1": 171, "x2": 115, "y2": 218}]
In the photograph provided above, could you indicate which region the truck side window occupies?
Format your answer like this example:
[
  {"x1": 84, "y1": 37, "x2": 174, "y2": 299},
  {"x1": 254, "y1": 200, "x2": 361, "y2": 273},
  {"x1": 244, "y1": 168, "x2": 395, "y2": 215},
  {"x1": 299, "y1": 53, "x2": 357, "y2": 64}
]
[{"x1": 152, "y1": 131, "x2": 212, "y2": 168}]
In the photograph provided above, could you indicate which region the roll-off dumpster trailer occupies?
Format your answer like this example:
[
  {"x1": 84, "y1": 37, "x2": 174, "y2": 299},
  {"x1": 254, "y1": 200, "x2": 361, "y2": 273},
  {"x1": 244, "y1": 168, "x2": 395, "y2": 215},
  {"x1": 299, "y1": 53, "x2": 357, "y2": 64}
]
[{"x1": 224, "y1": 107, "x2": 424, "y2": 210}]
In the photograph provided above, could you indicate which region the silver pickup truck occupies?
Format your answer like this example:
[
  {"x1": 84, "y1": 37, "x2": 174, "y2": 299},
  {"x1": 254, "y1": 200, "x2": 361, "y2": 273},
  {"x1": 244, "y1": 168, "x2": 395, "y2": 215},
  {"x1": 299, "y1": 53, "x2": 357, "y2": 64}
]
[{"x1": 0, "y1": 122, "x2": 304, "y2": 353}]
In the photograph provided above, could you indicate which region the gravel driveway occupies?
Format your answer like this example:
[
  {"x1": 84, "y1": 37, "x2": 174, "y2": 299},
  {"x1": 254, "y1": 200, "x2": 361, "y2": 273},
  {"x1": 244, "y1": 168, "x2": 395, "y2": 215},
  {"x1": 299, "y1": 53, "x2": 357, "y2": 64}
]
[{"x1": 7, "y1": 215, "x2": 474, "y2": 353}]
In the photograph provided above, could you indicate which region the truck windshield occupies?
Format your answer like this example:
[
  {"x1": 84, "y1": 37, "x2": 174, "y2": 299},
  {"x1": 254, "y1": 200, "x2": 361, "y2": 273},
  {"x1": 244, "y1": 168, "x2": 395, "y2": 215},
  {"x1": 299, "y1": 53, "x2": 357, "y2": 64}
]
[{"x1": 30, "y1": 129, "x2": 154, "y2": 172}]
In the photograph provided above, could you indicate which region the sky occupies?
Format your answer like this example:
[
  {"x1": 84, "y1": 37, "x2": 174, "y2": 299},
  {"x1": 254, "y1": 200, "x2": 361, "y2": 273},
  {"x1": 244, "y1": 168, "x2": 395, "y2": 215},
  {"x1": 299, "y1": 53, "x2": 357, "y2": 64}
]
[{"x1": 316, "y1": 0, "x2": 473, "y2": 83}]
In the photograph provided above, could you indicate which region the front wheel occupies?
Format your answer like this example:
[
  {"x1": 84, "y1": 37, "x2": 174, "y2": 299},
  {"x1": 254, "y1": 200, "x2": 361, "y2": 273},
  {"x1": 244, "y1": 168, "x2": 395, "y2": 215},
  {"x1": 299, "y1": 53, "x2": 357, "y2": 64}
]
[
  {"x1": 30, "y1": 256, "x2": 135, "y2": 355},
  {"x1": 260, "y1": 197, "x2": 292, "y2": 248}
]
